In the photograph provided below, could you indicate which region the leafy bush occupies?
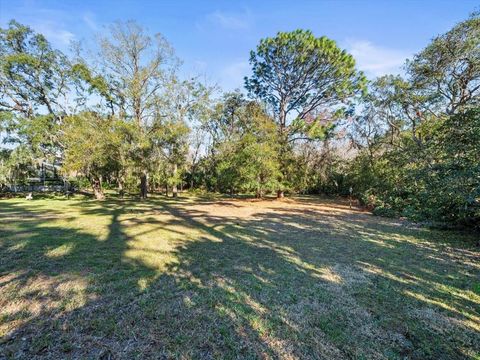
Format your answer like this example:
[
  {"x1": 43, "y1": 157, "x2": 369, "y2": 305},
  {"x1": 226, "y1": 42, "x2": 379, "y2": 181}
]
[{"x1": 348, "y1": 110, "x2": 480, "y2": 228}]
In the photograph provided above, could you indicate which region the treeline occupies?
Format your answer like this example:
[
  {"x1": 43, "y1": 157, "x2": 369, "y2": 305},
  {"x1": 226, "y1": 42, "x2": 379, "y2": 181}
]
[
  {"x1": 0, "y1": 14, "x2": 479, "y2": 228},
  {"x1": 343, "y1": 14, "x2": 480, "y2": 227}
]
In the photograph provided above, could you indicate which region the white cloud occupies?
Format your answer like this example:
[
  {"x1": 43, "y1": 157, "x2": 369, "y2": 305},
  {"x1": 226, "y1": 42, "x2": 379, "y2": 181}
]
[
  {"x1": 0, "y1": 5, "x2": 76, "y2": 48},
  {"x1": 193, "y1": 60, "x2": 208, "y2": 72},
  {"x1": 82, "y1": 12, "x2": 99, "y2": 31},
  {"x1": 220, "y1": 60, "x2": 249, "y2": 90},
  {"x1": 34, "y1": 21, "x2": 75, "y2": 46},
  {"x1": 204, "y1": 9, "x2": 253, "y2": 30},
  {"x1": 345, "y1": 39, "x2": 412, "y2": 78}
]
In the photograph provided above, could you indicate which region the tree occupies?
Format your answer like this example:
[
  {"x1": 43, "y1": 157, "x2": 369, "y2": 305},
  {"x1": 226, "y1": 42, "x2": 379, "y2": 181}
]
[
  {"x1": 0, "y1": 146, "x2": 35, "y2": 192},
  {"x1": 61, "y1": 112, "x2": 127, "y2": 199},
  {"x1": 89, "y1": 21, "x2": 178, "y2": 198},
  {"x1": 341, "y1": 13, "x2": 480, "y2": 228},
  {"x1": 187, "y1": 124, "x2": 209, "y2": 190},
  {"x1": 408, "y1": 12, "x2": 480, "y2": 115},
  {"x1": 232, "y1": 102, "x2": 280, "y2": 198},
  {"x1": 151, "y1": 77, "x2": 210, "y2": 197},
  {"x1": 197, "y1": 91, "x2": 248, "y2": 192},
  {"x1": 152, "y1": 118, "x2": 189, "y2": 197},
  {"x1": 0, "y1": 20, "x2": 73, "y2": 158},
  {"x1": 202, "y1": 94, "x2": 280, "y2": 196},
  {"x1": 245, "y1": 29, "x2": 365, "y2": 196},
  {"x1": 423, "y1": 109, "x2": 480, "y2": 225}
]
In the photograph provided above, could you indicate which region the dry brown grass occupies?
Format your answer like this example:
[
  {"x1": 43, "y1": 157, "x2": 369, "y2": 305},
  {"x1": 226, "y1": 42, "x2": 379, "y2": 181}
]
[{"x1": 0, "y1": 194, "x2": 479, "y2": 359}]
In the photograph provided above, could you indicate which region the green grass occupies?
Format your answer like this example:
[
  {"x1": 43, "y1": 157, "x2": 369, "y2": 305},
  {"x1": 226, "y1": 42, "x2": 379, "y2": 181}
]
[{"x1": 0, "y1": 194, "x2": 479, "y2": 359}]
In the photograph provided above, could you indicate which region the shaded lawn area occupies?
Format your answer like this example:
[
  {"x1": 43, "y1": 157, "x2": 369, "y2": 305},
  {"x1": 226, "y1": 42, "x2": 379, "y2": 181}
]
[{"x1": 0, "y1": 195, "x2": 479, "y2": 359}]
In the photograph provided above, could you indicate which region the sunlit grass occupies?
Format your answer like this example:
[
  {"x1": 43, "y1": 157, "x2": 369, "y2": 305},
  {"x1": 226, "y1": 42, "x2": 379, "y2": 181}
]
[{"x1": 0, "y1": 194, "x2": 479, "y2": 359}]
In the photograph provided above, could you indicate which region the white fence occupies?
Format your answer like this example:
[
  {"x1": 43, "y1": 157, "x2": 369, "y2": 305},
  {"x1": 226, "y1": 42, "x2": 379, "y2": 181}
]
[{"x1": 5, "y1": 183, "x2": 73, "y2": 193}]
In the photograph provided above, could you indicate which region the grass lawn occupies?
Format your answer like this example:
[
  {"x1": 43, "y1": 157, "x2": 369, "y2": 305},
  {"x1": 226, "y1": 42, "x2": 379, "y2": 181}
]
[{"x1": 0, "y1": 195, "x2": 479, "y2": 359}]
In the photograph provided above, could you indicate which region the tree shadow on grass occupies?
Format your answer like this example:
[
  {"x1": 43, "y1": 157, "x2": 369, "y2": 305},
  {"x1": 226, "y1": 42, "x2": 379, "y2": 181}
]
[
  {"x1": 155, "y1": 199, "x2": 479, "y2": 359},
  {"x1": 0, "y1": 197, "x2": 479, "y2": 359},
  {"x1": 0, "y1": 200, "x2": 158, "y2": 358}
]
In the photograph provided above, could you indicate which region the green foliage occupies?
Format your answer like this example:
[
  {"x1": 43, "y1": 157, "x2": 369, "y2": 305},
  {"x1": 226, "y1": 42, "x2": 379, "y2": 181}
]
[
  {"x1": 61, "y1": 112, "x2": 132, "y2": 198},
  {"x1": 0, "y1": 20, "x2": 74, "y2": 158},
  {"x1": 348, "y1": 109, "x2": 480, "y2": 226},
  {"x1": 0, "y1": 146, "x2": 35, "y2": 189},
  {"x1": 245, "y1": 30, "x2": 366, "y2": 126},
  {"x1": 415, "y1": 110, "x2": 480, "y2": 224},
  {"x1": 332, "y1": 14, "x2": 480, "y2": 228},
  {"x1": 407, "y1": 12, "x2": 480, "y2": 114},
  {"x1": 70, "y1": 62, "x2": 114, "y2": 106},
  {"x1": 0, "y1": 20, "x2": 71, "y2": 117},
  {"x1": 1, "y1": 16, "x2": 479, "y2": 229},
  {"x1": 215, "y1": 129, "x2": 280, "y2": 196},
  {"x1": 245, "y1": 29, "x2": 365, "y2": 194},
  {"x1": 197, "y1": 94, "x2": 280, "y2": 196}
]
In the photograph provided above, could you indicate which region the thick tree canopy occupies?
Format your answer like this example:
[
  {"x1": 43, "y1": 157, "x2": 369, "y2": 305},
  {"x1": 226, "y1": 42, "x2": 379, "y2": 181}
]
[
  {"x1": 0, "y1": 14, "x2": 479, "y2": 227},
  {"x1": 408, "y1": 12, "x2": 480, "y2": 114},
  {"x1": 0, "y1": 21, "x2": 74, "y2": 159},
  {"x1": 245, "y1": 29, "x2": 366, "y2": 138},
  {"x1": 0, "y1": 20, "x2": 71, "y2": 118}
]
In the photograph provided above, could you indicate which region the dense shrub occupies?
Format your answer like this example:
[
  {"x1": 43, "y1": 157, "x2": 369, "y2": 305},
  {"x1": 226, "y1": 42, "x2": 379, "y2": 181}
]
[{"x1": 347, "y1": 110, "x2": 480, "y2": 227}]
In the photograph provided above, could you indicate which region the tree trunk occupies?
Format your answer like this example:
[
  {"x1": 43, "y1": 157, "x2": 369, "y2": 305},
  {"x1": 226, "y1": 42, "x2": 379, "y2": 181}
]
[
  {"x1": 92, "y1": 178, "x2": 105, "y2": 200},
  {"x1": 276, "y1": 125, "x2": 288, "y2": 200},
  {"x1": 190, "y1": 163, "x2": 197, "y2": 190},
  {"x1": 172, "y1": 163, "x2": 178, "y2": 198},
  {"x1": 165, "y1": 183, "x2": 169, "y2": 197},
  {"x1": 140, "y1": 171, "x2": 148, "y2": 199},
  {"x1": 256, "y1": 178, "x2": 263, "y2": 199},
  {"x1": 118, "y1": 175, "x2": 125, "y2": 198}
]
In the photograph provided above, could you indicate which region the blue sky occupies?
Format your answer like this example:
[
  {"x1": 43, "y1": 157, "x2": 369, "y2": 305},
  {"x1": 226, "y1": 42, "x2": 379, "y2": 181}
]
[{"x1": 0, "y1": 0, "x2": 478, "y2": 90}]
